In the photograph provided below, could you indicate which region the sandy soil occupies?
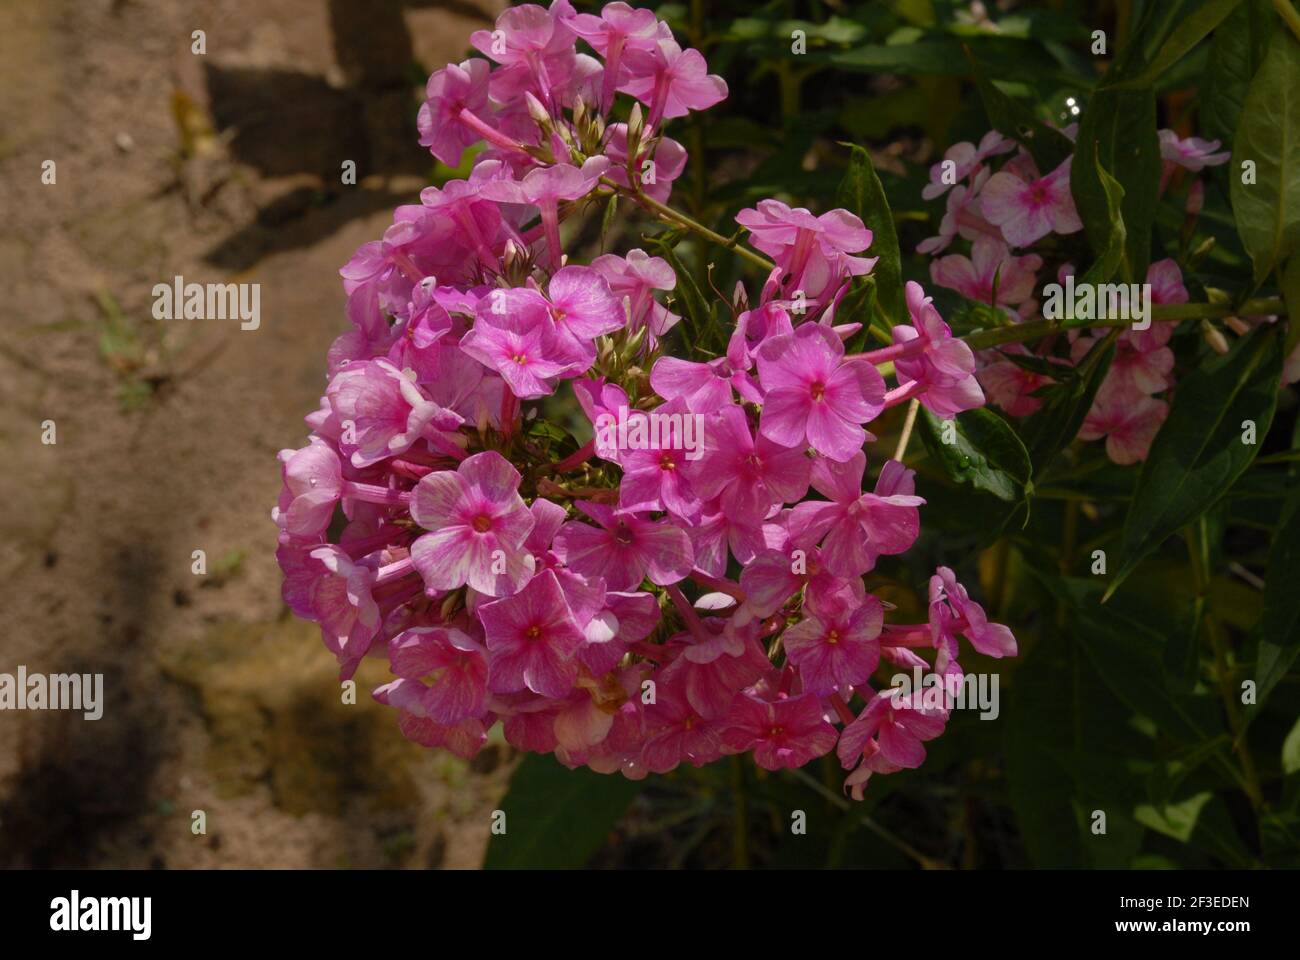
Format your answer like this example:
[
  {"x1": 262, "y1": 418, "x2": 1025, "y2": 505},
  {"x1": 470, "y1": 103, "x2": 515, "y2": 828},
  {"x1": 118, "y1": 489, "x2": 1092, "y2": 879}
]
[{"x1": 0, "y1": 0, "x2": 513, "y2": 869}]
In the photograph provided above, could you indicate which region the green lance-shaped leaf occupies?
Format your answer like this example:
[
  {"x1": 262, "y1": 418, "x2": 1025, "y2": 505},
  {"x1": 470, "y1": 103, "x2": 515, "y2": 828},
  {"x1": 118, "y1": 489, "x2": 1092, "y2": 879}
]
[
  {"x1": 1067, "y1": 150, "x2": 1127, "y2": 309},
  {"x1": 1049, "y1": 577, "x2": 1225, "y2": 746},
  {"x1": 1106, "y1": 324, "x2": 1284, "y2": 600},
  {"x1": 836, "y1": 143, "x2": 905, "y2": 325},
  {"x1": 1107, "y1": 0, "x2": 1248, "y2": 90},
  {"x1": 1071, "y1": 86, "x2": 1162, "y2": 281},
  {"x1": 1201, "y1": 0, "x2": 1272, "y2": 145},
  {"x1": 1254, "y1": 485, "x2": 1300, "y2": 708},
  {"x1": 1004, "y1": 642, "x2": 1085, "y2": 868},
  {"x1": 1019, "y1": 333, "x2": 1116, "y2": 474},
  {"x1": 968, "y1": 57, "x2": 1074, "y2": 175},
  {"x1": 1230, "y1": 27, "x2": 1300, "y2": 286},
  {"x1": 916, "y1": 406, "x2": 1033, "y2": 503},
  {"x1": 483, "y1": 754, "x2": 644, "y2": 868},
  {"x1": 648, "y1": 235, "x2": 718, "y2": 352},
  {"x1": 1283, "y1": 254, "x2": 1300, "y2": 361}
]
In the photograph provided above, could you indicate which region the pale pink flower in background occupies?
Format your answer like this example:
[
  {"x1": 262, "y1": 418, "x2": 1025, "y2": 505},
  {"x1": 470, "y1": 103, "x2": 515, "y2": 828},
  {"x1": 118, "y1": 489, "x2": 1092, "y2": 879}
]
[
  {"x1": 1159, "y1": 129, "x2": 1230, "y2": 172},
  {"x1": 980, "y1": 156, "x2": 1082, "y2": 247},
  {"x1": 1072, "y1": 260, "x2": 1187, "y2": 407},
  {"x1": 922, "y1": 130, "x2": 1015, "y2": 200},
  {"x1": 930, "y1": 237, "x2": 1042, "y2": 310},
  {"x1": 977, "y1": 344, "x2": 1058, "y2": 417},
  {"x1": 917, "y1": 168, "x2": 1001, "y2": 255},
  {"x1": 1077, "y1": 390, "x2": 1169, "y2": 465},
  {"x1": 1285, "y1": 341, "x2": 1300, "y2": 387}
]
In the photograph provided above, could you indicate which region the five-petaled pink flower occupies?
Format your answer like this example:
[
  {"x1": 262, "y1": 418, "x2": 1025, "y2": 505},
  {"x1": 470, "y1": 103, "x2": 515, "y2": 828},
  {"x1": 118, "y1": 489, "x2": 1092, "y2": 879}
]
[
  {"x1": 460, "y1": 290, "x2": 579, "y2": 399},
  {"x1": 723, "y1": 693, "x2": 839, "y2": 770},
  {"x1": 756, "y1": 323, "x2": 885, "y2": 462},
  {"x1": 838, "y1": 691, "x2": 948, "y2": 799},
  {"x1": 478, "y1": 569, "x2": 585, "y2": 698},
  {"x1": 782, "y1": 593, "x2": 883, "y2": 695},
  {"x1": 379, "y1": 626, "x2": 489, "y2": 724},
  {"x1": 619, "y1": 38, "x2": 727, "y2": 128},
  {"x1": 410, "y1": 451, "x2": 536, "y2": 597},
  {"x1": 552, "y1": 502, "x2": 694, "y2": 590},
  {"x1": 930, "y1": 237, "x2": 1042, "y2": 313},
  {"x1": 788, "y1": 454, "x2": 925, "y2": 578}
]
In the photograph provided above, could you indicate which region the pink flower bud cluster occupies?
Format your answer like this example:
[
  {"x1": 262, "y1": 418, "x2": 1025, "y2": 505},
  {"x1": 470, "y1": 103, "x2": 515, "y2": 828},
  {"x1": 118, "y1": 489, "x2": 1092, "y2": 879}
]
[
  {"x1": 917, "y1": 125, "x2": 1228, "y2": 464},
  {"x1": 273, "y1": 1, "x2": 1017, "y2": 796}
]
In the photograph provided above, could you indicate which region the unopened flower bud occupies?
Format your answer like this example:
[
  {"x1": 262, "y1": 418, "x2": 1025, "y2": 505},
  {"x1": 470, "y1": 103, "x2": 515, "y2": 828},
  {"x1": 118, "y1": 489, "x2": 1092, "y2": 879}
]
[
  {"x1": 626, "y1": 102, "x2": 644, "y2": 160},
  {"x1": 525, "y1": 91, "x2": 551, "y2": 128},
  {"x1": 1224, "y1": 316, "x2": 1251, "y2": 337},
  {"x1": 1201, "y1": 320, "x2": 1230, "y2": 354},
  {"x1": 620, "y1": 324, "x2": 648, "y2": 363}
]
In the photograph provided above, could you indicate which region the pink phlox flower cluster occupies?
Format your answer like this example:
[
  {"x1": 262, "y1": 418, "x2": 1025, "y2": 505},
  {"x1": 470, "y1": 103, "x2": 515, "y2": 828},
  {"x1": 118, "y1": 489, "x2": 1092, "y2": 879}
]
[{"x1": 275, "y1": 2, "x2": 1017, "y2": 796}]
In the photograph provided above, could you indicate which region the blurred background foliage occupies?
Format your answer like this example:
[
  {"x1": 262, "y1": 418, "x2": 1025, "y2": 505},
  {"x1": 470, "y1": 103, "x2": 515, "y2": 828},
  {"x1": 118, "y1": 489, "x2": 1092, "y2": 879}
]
[{"x1": 482, "y1": 0, "x2": 1300, "y2": 869}]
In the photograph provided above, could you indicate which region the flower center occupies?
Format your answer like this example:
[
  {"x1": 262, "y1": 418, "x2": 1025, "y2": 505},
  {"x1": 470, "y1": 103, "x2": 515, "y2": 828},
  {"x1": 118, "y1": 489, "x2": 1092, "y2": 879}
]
[
  {"x1": 550, "y1": 307, "x2": 567, "y2": 324},
  {"x1": 511, "y1": 353, "x2": 529, "y2": 365},
  {"x1": 810, "y1": 381, "x2": 826, "y2": 401},
  {"x1": 659, "y1": 453, "x2": 676, "y2": 471},
  {"x1": 826, "y1": 629, "x2": 840, "y2": 645},
  {"x1": 472, "y1": 514, "x2": 492, "y2": 533},
  {"x1": 767, "y1": 725, "x2": 785, "y2": 739},
  {"x1": 614, "y1": 523, "x2": 635, "y2": 546},
  {"x1": 525, "y1": 625, "x2": 542, "y2": 640}
]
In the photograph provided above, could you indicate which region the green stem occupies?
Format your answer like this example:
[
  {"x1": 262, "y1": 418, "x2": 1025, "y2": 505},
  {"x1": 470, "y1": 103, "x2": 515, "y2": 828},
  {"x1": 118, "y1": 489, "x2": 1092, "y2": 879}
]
[
  {"x1": 892, "y1": 398, "x2": 920, "y2": 461},
  {"x1": 1256, "y1": 449, "x2": 1300, "y2": 465},
  {"x1": 1184, "y1": 518, "x2": 1265, "y2": 813},
  {"x1": 1273, "y1": 0, "x2": 1300, "y2": 43},
  {"x1": 606, "y1": 176, "x2": 776, "y2": 272},
  {"x1": 961, "y1": 299, "x2": 1286, "y2": 351},
  {"x1": 786, "y1": 768, "x2": 945, "y2": 869}
]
